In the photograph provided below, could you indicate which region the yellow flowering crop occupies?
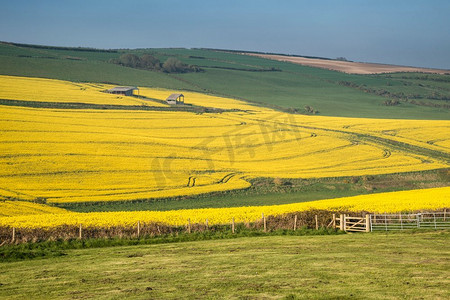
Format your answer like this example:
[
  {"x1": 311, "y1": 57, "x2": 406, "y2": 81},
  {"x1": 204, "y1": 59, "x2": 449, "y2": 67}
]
[
  {"x1": 0, "y1": 187, "x2": 448, "y2": 229},
  {"x1": 286, "y1": 114, "x2": 450, "y2": 154},
  {"x1": 138, "y1": 87, "x2": 261, "y2": 111},
  {"x1": 0, "y1": 75, "x2": 167, "y2": 107},
  {"x1": 0, "y1": 76, "x2": 449, "y2": 204},
  {"x1": 0, "y1": 201, "x2": 68, "y2": 217}
]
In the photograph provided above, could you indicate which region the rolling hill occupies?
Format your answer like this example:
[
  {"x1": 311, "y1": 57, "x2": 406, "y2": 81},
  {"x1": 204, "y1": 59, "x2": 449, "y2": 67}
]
[
  {"x1": 1, "y1": 42, "x2": 449, "y2": 120},
  {"x1": 0, "y1": 41, "x2": 448, "y2": 221}
]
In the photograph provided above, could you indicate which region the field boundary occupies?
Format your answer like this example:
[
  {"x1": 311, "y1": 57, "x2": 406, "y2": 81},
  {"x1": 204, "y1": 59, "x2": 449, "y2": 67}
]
[
  {"x1": 0, "y1": 98, "x2": 240, "y2": 113},
  {"x1": 245, "y1": 52, "x2": 450, "y2": 75},
  {"x1": 334, "y1": 211, "x2": 450, "y2": 232},
  {"x1": 2, "y1": 210, "x2": 448, "y2": 245},
  {"x1": 370, "y1": 211, "x2": 449, "y2": 231}
]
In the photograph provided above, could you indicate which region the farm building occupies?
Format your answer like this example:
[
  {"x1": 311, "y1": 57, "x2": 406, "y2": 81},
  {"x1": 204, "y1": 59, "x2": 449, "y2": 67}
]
[
  {"x1": 166, "y1": 93, "x2": 184, "y2": 105},
  {"x1": 106, "y1": 86, "x2": 139, "y2": 96}
]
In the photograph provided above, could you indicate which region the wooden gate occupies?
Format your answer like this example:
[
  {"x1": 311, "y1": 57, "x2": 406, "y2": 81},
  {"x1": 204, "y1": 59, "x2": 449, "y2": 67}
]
[{"x1": 335, "y1": 214, "x2": 371, "y2": 232}]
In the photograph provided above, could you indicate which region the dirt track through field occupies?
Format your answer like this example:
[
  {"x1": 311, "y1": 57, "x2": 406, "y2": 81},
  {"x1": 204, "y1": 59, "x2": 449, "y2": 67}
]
[{"x1": 247, "y1": 53, "x2": 449, "y2": 74}]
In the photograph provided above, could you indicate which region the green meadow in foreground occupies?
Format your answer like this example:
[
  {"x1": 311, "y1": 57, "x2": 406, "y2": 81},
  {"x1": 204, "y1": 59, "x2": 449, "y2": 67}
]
[{"x1": 1, "y1": 231, "x2": 448, "y2": 299}]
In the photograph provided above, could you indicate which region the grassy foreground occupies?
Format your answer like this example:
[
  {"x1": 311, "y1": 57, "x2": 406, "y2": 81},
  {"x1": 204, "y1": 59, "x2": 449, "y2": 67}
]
[{"x1": 1, "y1": 231, "x2": 448, "y2": 299}]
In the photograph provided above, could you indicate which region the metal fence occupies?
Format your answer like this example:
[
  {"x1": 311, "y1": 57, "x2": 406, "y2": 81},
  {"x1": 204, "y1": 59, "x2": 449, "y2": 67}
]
[{"x1": 370, "y1": 212, "x2": 449, "y2": 231}]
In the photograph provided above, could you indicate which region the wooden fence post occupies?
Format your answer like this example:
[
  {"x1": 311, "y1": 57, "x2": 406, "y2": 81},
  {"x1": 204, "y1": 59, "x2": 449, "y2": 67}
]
[
  {"x1": 79, "y1": 224, "x2": 82, "y2": 239},
  {"x1": 12, "y1": 227, "x2": 15, "y2": 243},
  {"x1": 315, "y1": 215, "x2": 319, "y2": 230},
  {"x1": 341, "y1": 214, "x2": 346, "y2": 231},
  {"x1": 384, "y1": 213, "x2": 388, "y2": 231},
  {"x1": 433, "y1": 213, "x2": 437, "y2": 229},
  {"x1": 137, "y1": 221, "x2": 140, "y2": 238},
  {"x1": 365, "y1": 214, "x2": 371, "y2": 232},
  {"x1": 157, "y1": 225, "x2": 161, "y2": 235},
  {"x1": 399, "y1": 213, "x2": 403, "y2": 230},
  {"x1": 205, "y1": 218, "x2": 209, "y2": 229},
  {"x1": 293, "y1": 215, "x2": 297, "y2": 231},
  {"x1": 188, "y1": 218, "x2": 191, "y2": 234},
  {"x1": 262, "y1": 213, "x2": 267, "y2": 233},
  {"x1": 332, "y1": 214, "x2": 336, "y2": 229},
  {"x1": 232, "y1": 217, "x2": 235, "y2": 234}
]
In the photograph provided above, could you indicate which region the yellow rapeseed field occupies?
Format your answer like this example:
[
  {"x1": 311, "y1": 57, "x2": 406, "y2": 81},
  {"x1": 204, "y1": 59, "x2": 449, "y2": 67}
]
[
  {"x1": 0, "y1": 75, "x2": 449, "y2": 204},
  {"x1": 0, "y1": 187, "x2": 448, "y2": 228},
  {"x1": 292, "y1": 115, "x2": 450, "y2": 153},
  {"x1": 0, "y1": 201, "x2": 68, "y2": 217},
  {"x1": 138, "y1": 87, "x2": 260, "y2": 111},
  {"x1": 0, "y1": 75, "x2": 167, "y2": 107}
]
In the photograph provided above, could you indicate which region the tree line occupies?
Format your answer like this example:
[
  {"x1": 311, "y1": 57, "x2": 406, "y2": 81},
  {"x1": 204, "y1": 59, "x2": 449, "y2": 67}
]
[
  {"x1": 5, "y1": 42, "x2": 118, "y2": 53},
  {"x1": 109, "y1": 54, "x2": 203, "y2": 73}
]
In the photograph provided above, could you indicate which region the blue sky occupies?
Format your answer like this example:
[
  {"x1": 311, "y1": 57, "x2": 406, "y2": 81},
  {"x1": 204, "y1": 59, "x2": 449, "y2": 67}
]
[{"x1": 1, "y1": 0, "x2": 449, "y2": 69}]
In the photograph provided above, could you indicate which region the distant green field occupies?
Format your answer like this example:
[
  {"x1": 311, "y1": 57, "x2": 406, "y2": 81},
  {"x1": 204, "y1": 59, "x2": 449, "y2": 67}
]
[
  {"x1": 1, "y1": 231, "x2": 448, "y2": 299},
  {"x1": 0, "y1": 53, "x2": 193, "y2": 90},
  {"x1": 1, "y1": 42, "x2": 449, "y2": 119}
]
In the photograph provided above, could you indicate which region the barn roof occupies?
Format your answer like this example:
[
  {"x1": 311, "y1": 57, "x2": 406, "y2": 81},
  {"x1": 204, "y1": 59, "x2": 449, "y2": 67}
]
[
  {"x1": 106, "y1": 86, "x2": 139, "y2": 92},
  {"x1": 166, "y1": 93, "x2": 184, "y2": 100}
]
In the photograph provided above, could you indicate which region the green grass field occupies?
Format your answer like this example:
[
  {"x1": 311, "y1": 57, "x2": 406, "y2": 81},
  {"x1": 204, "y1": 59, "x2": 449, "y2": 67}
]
[
  {"x1": 1, "y1": 231, "x2": 448, "y2": 299},
  {"x1": 1, "y1": 42, "x2": 449, "y2": 119}
]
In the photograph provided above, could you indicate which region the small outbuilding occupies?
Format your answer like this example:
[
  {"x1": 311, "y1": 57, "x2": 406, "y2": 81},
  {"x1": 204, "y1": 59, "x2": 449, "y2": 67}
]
[
  {"x1": 106, "y1": 86, "x2": 139, "y2": 96},
  {"x1": 166, "y1": 93, "x2": 184, "y2": 105}
]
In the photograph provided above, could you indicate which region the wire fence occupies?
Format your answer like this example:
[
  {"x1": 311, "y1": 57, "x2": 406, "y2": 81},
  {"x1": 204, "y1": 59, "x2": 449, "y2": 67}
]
[
  {"x1": 370, "y1": 211, "x2": 449, "y2": 231},
  {"x1": 1, "y1": 210, "x2": 448, "y2": 244}
]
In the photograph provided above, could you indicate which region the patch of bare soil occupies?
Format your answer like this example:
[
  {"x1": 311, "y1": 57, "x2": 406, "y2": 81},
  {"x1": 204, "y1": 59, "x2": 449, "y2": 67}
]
[{"x1": 247, "y1": 53, "x2": 449, "y2": 75}]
